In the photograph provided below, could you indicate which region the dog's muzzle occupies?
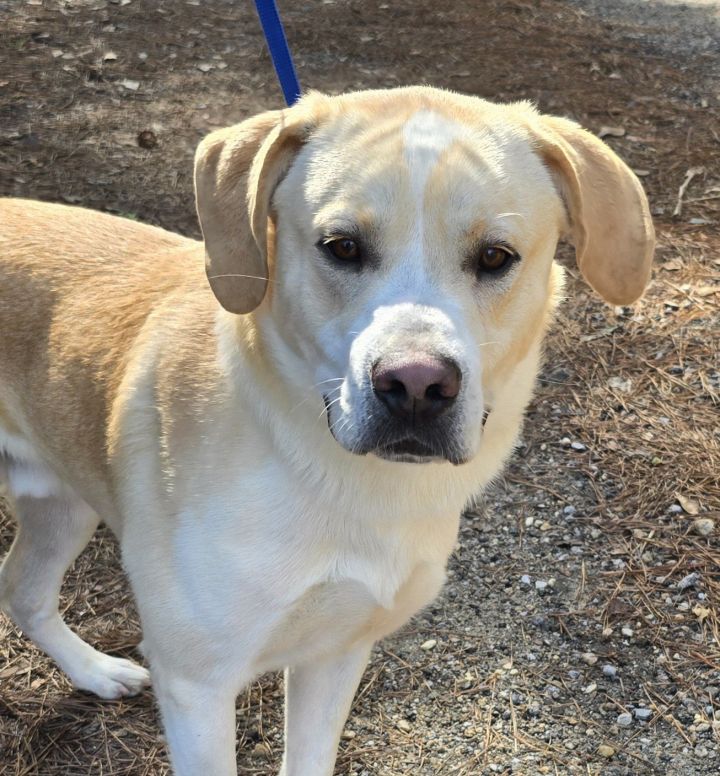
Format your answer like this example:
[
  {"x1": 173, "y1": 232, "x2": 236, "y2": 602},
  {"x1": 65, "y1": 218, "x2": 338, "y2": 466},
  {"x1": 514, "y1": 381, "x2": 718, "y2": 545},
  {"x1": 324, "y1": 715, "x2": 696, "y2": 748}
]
[{"x1": 324, "y1": 355, "x2": 471, "y2": 465}]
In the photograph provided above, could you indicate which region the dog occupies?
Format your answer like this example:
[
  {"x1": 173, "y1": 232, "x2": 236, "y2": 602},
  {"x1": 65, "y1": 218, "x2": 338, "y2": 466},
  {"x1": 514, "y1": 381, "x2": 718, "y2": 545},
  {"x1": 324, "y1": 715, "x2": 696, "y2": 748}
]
[{"x1": 0, "y1": 86, "x2": 653, "y2": 775}]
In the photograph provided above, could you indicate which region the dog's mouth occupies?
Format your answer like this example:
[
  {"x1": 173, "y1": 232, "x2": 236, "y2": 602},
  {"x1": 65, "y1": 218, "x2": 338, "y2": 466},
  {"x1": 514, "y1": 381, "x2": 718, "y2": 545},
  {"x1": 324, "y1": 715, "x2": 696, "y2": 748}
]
[
  {"x1": 373, "y1": 437, "x2": 443, "y2": 464},
  {"x1": 323, "y1": 393, "x2": 481, "y2": 465}
]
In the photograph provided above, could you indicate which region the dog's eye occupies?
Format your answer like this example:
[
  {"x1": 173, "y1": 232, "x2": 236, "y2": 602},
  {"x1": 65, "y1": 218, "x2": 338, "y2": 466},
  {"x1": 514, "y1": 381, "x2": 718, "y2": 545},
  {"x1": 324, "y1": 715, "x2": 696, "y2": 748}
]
[
  {"x1": 324, "y1": 237, "x2": 361, "y2": 263},
  {"x1": 476, "y1": 244, "x2": 517, "y2": 274}
]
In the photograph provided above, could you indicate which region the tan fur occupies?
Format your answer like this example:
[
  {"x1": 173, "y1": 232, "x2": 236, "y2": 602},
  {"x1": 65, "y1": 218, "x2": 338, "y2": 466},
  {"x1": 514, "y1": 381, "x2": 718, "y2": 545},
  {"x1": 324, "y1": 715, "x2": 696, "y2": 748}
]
[{"x1": 0, "y1": 86, "x2": 653, "y2": 776}]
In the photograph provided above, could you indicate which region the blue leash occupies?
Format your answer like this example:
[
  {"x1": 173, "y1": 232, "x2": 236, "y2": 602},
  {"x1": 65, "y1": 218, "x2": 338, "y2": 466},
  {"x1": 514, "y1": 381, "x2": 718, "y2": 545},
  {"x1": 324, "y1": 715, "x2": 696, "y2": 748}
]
[{"x1": 253, "y1": 0, "x2": 301, "y2": 106}]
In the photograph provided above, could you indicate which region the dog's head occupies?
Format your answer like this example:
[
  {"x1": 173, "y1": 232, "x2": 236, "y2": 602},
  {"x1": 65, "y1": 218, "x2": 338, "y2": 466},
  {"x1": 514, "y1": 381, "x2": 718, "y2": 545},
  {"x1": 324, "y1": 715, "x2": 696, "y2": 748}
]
[{"x1": 195, "y1": 87, "x2": 653, "y2": 465}]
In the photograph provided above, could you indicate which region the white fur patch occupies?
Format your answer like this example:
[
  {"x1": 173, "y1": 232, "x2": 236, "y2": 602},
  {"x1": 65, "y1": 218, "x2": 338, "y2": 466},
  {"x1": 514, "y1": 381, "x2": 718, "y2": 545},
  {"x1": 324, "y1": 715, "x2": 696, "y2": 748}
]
[
  {"x1": 6, "y1": 460, "x2": 66, "y2": 499},
  {"x1": 0, "y1": 426, "x2": 66, "y2": 499},
  {"x1": 402, "y1": 110, "x2": 464, "y2": 216}
]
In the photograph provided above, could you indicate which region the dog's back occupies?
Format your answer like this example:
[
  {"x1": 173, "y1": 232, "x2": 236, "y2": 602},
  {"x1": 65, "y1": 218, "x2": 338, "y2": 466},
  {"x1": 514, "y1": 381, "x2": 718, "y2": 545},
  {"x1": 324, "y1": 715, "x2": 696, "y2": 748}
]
[{"x1": 0, "y1": 199, "x2": 204, "y2": 496}]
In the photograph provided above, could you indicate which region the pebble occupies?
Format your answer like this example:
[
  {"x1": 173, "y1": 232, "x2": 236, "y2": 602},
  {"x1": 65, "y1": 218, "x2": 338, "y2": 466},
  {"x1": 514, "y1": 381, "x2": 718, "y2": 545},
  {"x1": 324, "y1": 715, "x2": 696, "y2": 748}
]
[
  {"x1": 397, "y1": 719, "x2": 412, "y2": 732},
  {"x1": 581, "y1": 652, "x2": 598, "y2": 666},
  {"x1": 634, "y1": 708, "x2": 652, "y2": 721},
  {"x1": 678, "y1": 572, "x2": 700, "y2": 590},
  {"x1": 617, "y1": 712, "x2": 633, "y2": 727},
  {"x1": 668, "y1": 504, "x2": 683, "y2": 514},
  {"x1": 584, "y1": 683, "x2": 598, "y2": 694},
  {"x1": 563, "y1": 505, "x2": 576, "y2": 516},
  {"x1": 621, "y1": 626, "x2": 634, "y2": 637},
  {"x1": 527, "y1": 701, "x2": 542, "y2": 717},
  {"x1": 420, "y1": 639, "x2": 437, "y2": 651},
  {"x1": 520, "y1": 574, "x2": 532, "y2": 586},
  {"x1": 535, "y1": 579, "x2": 548, "y2": 592},
  {"x1": 693, "y1": 518, "x2": 715, "y2": 536},
  {"x1": 252, "y1": 742, "x2": 271, "y2": 758},
  {"x1": 598, "y1": 744, "x2": 616, "y2": 758},
  {"x1": 602, "y1": 664, "x2": 618, "y2": 678},
  {"x1": 571, "y1": 441, "x2": 586, "y2": 451},
  {"x1": 341, "y1": 729, "x2": 356, "y2": 740}
]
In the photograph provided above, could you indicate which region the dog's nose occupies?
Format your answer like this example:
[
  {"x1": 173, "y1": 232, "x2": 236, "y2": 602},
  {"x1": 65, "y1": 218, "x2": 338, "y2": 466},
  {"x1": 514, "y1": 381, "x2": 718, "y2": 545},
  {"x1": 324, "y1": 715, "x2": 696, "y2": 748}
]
[{"x1": 372, "y1": 357, "x2": 461, "y2": 422}]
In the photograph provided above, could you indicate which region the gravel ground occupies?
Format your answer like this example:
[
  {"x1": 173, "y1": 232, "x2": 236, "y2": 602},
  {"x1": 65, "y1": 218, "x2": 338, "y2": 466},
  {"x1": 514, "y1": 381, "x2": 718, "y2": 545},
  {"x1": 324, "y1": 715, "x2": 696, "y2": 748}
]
[{"x1": 1, "y1": 1, "x2": 719, "y2": 774}]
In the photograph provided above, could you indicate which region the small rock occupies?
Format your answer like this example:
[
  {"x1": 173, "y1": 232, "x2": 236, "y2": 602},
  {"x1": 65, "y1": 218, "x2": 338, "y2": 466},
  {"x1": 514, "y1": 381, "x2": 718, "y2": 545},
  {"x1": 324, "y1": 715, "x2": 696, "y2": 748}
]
[
  {"x1": 527, "y1": 701, "x2": 542, "y2": 717},
  {"x1": 119, "y1": 79, "x2": 140, "y2": 91},
  {"x1": 678, "y1": 572, "x2": 700, "y2": 590},
  {"x1": 571, "y1": 441, "x2": 586, "y2": 451},
  {"x1": 634, "y1": 708, "x2": 652, "y2": 721},
  {"x1": 608, "y1": 376, "x2": 632, "y2": 392},
  {"x1": 581, "y1": 652, "x2": 598, "y2": 666},
  {"x1": 420, "y1": 639, "x2": 437, "y2": 651},
  {"x1": 598, "y1": 744, "x2": 616, "y2": 758},
  {"x1": 617, "y1": 712, "x2": 633, "y2": 727},
  {"x1": 252, "y1": 742, "x2": 271, "y2": 758},
  {"x1": 621, "y1": 626, "x2": 634, "y2": 638},
  {"x1": 602, "y1": 664, "x2": 618, "y2": 678},
  {"x1": 693, "y1": 518, "x2": 715, "y2": 537},
  {"x1": 397, "y1": 719, "x2": 412, "y2": 732},
  {"x1": 563, "y1": 505, "x2": 576, "y2": 516},
  {"x1": 520, "y1": 574, "x2": 532, "y2": 586},
  {"x1": 197, "y1": 62, "x2": 214, "y2": 73},
  {"x1": 584, "y1": 683, "x2": 598, "y2": 694},
  {"x1": 560, "y1": 437, "x2": 571, "y2": 446},
  {"x1": 137, "y1": 129, "x2": 157, "y2": 149},
  {"x1": 341, "y1": 729, "x2": 356, "y2": 740},
  {"x1": 535, "y1": 580, "x2": 548, "y2": 592}
]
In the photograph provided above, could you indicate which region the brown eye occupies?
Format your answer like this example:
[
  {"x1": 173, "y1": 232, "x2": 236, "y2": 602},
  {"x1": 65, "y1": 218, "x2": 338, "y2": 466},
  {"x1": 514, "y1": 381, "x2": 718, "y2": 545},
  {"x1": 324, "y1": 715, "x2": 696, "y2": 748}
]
[
  {"x1": 477, "y1": 244, "x2": 516, "y2": 273},
  {"x1": 326, "y1": 237, "x2": 361, "y2": 262}
]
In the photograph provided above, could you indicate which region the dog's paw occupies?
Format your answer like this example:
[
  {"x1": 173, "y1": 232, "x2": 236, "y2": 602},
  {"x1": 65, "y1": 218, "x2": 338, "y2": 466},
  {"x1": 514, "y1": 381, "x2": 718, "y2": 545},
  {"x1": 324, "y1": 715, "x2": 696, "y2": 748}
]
[{"x1": 69, "y1": 653, "x2": 151, "y2": 699}]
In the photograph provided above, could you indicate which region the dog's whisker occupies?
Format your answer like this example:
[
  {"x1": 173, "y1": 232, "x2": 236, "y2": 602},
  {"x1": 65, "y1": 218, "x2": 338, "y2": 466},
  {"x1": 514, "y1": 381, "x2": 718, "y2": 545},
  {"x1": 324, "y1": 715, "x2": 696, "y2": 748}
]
[
  {"x1": 290, "y1": 381, "x2": 343, "y2": 415},
  {"x1": 206, "y1": 273, "x2": 275, "y2": 284},
  {"x1": 318, "y1": 396, "x2": 342, "y2": 423}
]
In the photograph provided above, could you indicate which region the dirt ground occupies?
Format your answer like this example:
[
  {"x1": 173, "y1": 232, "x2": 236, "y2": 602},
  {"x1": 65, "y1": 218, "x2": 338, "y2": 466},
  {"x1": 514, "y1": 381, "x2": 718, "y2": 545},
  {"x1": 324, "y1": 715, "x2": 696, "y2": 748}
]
[{"x1": 1, "y1": 0, "x2": 719, "y2": 774}]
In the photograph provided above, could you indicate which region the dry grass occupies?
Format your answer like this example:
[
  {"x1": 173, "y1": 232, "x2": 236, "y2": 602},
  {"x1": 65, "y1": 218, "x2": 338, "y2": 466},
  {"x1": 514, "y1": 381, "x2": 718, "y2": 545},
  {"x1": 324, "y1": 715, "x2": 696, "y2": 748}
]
[{"x1": 543, "y1": 231, "x2": 719, "y2": 670}]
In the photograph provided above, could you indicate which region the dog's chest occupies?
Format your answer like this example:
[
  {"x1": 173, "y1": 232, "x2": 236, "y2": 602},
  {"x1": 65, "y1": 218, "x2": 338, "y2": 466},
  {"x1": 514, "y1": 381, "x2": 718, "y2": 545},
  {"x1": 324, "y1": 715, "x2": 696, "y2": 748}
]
[
  {"x1": 170, "y1": 478, "x2": 459, "y2": 673},
  {"x1": 255, "y1": 553, "x2": 448, "y2": 671}
]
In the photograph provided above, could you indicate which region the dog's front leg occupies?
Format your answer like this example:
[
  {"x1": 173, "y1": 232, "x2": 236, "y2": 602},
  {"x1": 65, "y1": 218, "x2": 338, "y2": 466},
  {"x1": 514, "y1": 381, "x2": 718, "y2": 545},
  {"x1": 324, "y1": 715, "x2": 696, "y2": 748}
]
[
  {"x1": 280, "y1": 642, "x2": 372, "y2": 776},
  {"x1": 154, "y1": 672, "x2": 238, "y2": 776}
]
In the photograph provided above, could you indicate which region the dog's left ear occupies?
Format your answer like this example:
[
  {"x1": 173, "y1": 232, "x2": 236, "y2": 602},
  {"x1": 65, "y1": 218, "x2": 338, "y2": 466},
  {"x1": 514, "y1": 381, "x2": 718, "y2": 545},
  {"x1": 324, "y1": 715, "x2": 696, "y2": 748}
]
[
  {"x1": 194, "y1": 102, "x2": 319, "y2": 314},
  {"x1": 535, "y1": 115, "x2": 655, "y2": 305}
]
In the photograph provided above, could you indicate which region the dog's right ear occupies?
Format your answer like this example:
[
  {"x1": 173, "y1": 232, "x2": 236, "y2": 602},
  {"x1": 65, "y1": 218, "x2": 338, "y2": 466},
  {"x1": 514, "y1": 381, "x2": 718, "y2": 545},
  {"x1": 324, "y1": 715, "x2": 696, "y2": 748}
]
[{"x1": 194, "y1": 107, "x2": 312, "y2": 314}]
